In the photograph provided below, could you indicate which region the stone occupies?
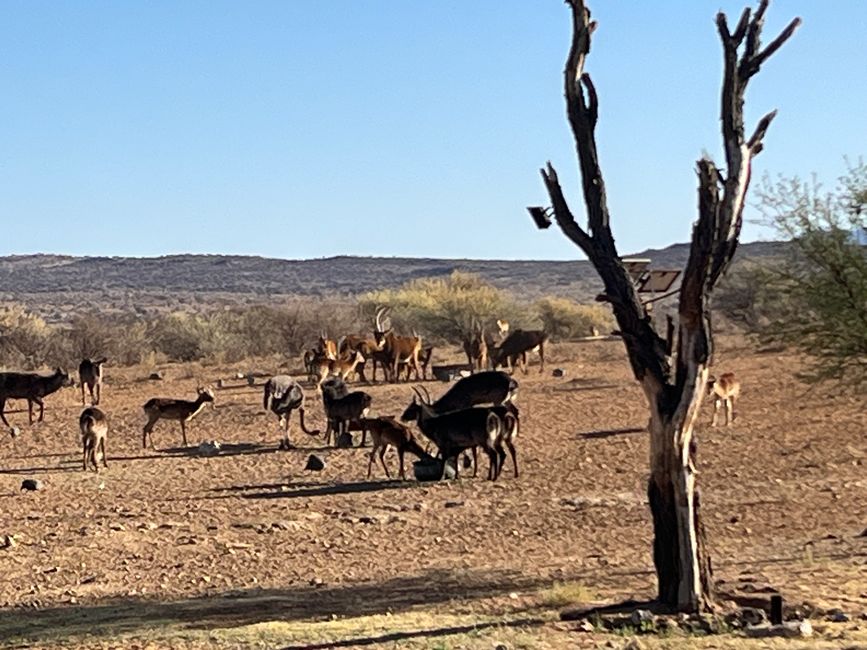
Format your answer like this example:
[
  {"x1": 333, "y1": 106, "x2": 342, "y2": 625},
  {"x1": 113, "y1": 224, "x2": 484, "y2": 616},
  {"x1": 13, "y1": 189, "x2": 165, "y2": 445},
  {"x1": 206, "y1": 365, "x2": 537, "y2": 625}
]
[
  {"x1": 744, "y1": 620, "x2": 813, "y2": 639},
  {"x1": 622, "y1": 639, "x2": 645, "y2": 650},
  {"x1": 148, "y1": 371, "x2": 163, "y2": 381},
  {"x1": 576, "y1": 619, "x2": 594, "y2": 632},
  {"x1": 444, "y1": 500, "x2": 464, "y2": 509},
  {"x1": 305, "y1": 454, "x2": 326, "y2": 471},
  {"x1": 740, "y1": 607, "x2": 767, "y2": 626},
  {"x1": 630, "y1": 609, "x2": 654, "y2": 626},
  {"x1": 10, "y1": 426, "x2": 20, "y2": 438},
  {"x1": 20, "y1": 479, "x2": 43, "y2": 492},
  {"x1": 1, "y1": 534, "x2": 16, "y2": 549},
  {"x1": 197, "y1": 440, "x2": 221, "y2": 457},
  {"x1": 826, "y1": 609, "x2": 849, "y2": 623},
  {"x1": 552, "y1": 368, "x2": 566, "y2": 378}
]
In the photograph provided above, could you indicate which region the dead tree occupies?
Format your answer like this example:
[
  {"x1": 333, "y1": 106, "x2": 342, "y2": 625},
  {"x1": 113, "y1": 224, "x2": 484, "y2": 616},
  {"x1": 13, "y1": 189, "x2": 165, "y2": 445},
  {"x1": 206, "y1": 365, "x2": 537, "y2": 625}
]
[{"x1": 534, "y1": 1, "x2": 799, "y2": 612}]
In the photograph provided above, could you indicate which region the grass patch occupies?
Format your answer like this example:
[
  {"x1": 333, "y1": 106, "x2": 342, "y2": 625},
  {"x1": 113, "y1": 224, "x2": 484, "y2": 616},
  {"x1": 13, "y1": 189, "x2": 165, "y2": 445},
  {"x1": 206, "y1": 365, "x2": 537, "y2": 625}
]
[{"x1": 538, "y1": 581, "x2": 595, "y2": 608}]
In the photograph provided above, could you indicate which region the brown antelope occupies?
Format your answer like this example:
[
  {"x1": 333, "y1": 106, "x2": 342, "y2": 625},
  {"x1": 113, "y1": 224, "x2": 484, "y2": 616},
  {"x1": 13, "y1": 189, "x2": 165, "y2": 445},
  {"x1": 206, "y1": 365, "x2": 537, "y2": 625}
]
[
  {"x1": 333, "y1": 350, "x2": 366, "y2": 382},
  {"x1": 79, "y1": 407, "x2": 108, "y2": 472},
  {"x1": 490, "y1": 329, "x2": 549, "y2": 375},
  {"x1": 373, "y1": 307, "x2": 422, "y2": 383},
  {"x1": 263, "y1": 375, "x2": 320, "y2": 448},
  {"x1": 398, "y1": 345, "x2": 433, "y2": 381},
  {"x1": 142, "y1": 386, "x2": 215, "y2": 449},
  {"x1": 359, "y1": 416, "x2": 431, "y2": 480},
  {"x1": 78, "y1": 357, "x2": 107, "y2": 406},
  {"x1": 338, "y1": 335, "x2": 384, "y2": 383},
  {"x1": 463, "y1": 328, "x2": 488, "y2": 372},
  {"x1": 316, "y1": 334, "x2": 338, "y2": 361},
  {"x1": 0, "y1": 368, "x2": 73, "y2": 428},
  {"x1": 707, "y1": 372, "x2": 740, "y2": 427}
]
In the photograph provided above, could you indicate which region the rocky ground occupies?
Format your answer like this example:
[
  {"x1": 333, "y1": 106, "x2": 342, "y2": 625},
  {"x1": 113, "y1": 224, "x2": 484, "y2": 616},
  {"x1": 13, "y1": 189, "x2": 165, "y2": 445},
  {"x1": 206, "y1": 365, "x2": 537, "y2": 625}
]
[{"x1": 0, "y1": 338, "x2": 864, "y2": 649}]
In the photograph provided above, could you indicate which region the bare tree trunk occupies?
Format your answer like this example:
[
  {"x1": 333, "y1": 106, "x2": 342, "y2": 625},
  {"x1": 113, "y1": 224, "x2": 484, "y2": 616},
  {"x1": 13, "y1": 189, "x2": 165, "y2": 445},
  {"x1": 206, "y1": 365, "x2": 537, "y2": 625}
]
[{"x1": 535, "y1": 0, "x2": 799, "y2": 612}]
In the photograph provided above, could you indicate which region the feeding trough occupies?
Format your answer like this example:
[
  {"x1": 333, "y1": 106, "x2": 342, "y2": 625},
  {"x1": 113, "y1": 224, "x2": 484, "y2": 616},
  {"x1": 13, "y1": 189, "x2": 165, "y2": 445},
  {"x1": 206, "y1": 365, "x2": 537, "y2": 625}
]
[
  {"x1": 431, "y1": 364, "x2": 472, "y2": 382},
  {"x1": 413, "y1": 457, "x2": 457, "y2": 482}
]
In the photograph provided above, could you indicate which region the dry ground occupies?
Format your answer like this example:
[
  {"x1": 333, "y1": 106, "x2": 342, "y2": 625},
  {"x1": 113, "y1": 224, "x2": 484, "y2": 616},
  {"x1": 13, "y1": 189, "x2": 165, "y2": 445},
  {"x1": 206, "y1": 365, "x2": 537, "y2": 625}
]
[{"x1": 0, "y1": 338, "x2": 865, "y2": 649}]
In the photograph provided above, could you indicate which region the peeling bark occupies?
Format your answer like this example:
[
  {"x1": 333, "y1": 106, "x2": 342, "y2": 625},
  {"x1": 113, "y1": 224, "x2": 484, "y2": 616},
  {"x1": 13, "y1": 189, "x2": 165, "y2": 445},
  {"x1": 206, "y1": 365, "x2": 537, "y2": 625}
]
[{"x1": 536, "y1": 0, "x2": 799, "y2": 612}]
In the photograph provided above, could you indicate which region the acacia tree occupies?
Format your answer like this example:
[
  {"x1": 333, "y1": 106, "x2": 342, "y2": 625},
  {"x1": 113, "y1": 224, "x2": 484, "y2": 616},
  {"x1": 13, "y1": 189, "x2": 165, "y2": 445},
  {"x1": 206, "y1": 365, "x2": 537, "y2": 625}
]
[{"x1": 534, "y1": 1, "x2": 799, "y2": 611}]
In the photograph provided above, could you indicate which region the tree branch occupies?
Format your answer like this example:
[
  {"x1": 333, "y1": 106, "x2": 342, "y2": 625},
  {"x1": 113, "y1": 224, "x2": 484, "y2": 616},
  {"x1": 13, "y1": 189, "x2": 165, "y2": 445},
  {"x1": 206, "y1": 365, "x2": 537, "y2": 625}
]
[{"x1": 540, "y1": 163, "x2": 594, "y2": 254}]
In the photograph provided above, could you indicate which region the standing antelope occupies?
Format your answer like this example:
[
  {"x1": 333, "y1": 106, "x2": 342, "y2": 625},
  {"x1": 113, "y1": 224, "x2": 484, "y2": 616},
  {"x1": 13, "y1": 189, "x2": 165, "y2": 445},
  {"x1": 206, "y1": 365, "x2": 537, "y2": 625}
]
[
  {"x1": 401, "y1": 391, "x2": 502, "y2": 481},
  {"x1": 78, "y1": 357, "x2": 107, "y2": 406},
  {"x1": 142, "y1": 386, "x2": 215, "y2": 449},
  {"x1": 463, "y1": 328, "x2": 488, "y2": 372},
  {"x1": 360, "y1": 416, "x2": 431, "y2": 480},
  {"x1": 0, "y1": 368, "x2": 73, "y2": 428},
  {"x1": 79, "y1": 407, "x2": 108, "y2": 472},
  {"x1": 317, "y1": 334, "x2": 338, "y2": 361},
  {"x1": 708, "y1": 372, "x2": 740, "y2": 427},
  {"x1": 373, "y1": 307, "x2": 422, "y2": 383},
  {"x1": 320, "y1": 377, "x2": 373, "y2": 446},
  {"x1": 490, "y1": 329, "x2": 549, "y2": 375},
  {"x1": 263, "y1": 375, "x2": 320, "y2": 449}
]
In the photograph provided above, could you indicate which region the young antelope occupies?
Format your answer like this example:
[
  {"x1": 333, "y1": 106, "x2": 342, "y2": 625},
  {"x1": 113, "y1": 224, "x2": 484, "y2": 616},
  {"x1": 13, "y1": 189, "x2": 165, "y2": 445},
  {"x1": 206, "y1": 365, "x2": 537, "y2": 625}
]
[
  {"x1": 80, "y1": 407, "x2": 108, "y2": 472},
  {"x1": 708, "y1": 372, "x2": 740, "y2": 427}
]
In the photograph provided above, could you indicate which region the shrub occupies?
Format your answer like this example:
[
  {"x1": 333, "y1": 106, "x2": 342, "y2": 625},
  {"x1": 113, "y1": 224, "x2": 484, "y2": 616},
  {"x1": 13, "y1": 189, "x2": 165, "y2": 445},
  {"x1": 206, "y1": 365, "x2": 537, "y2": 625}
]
[
  {"x1": 0, "y1": 304, "x2": 53, "y2": 369},
  {"x1": 359, "y1": 271, "x2": 530, "y2": 344},
  {"x1": 535, "y1": 296, "x2": 614, "y2": 340}
]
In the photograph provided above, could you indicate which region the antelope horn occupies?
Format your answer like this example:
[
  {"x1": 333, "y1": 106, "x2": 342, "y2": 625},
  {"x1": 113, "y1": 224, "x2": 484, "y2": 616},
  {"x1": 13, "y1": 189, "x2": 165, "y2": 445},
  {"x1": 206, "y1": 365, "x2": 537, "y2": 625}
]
[
  {"x1": 375, "y1": 306, "x2": 387, "y2": 331},
  {"x1": 418, "y1": 385, "x2": 431, "y2": 404},
  {"x1": 411, "y1": 386, "x2": 426, "y2": 404}
]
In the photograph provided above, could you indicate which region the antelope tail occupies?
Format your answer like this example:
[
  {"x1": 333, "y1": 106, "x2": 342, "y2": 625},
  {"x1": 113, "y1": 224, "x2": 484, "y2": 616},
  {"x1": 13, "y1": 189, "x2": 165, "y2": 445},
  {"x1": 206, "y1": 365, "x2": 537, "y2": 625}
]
[{"x1": 298, "y1": 407, "x2": 321, "y2": 437}]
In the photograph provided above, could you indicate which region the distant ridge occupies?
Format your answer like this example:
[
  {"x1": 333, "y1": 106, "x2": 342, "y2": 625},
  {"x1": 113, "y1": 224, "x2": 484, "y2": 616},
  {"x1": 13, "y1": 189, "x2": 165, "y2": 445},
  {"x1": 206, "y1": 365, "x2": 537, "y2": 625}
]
[{"x1": 0, "y1": 241, "x2": 787, "y2": 321}]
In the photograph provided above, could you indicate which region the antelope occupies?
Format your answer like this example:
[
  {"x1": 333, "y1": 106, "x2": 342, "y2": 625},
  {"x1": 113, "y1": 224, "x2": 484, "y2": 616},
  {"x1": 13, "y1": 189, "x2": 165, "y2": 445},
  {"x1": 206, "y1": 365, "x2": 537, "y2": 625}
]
[
  {"x1": 142, "y1": 386, "x2": 215, "y2": 449},
  {"x1": 360, "y1": 416, "x2": 431, "y2": 480},
  {"x1": 302, "y1": 348, "x2": 318, "y2": 383},
  {"x1": 398, "y1": 345, "x2": 434, "y2": 381},
  {"x1": 373, "y1": 307, "x2": 422, "y2": 383},
  {"x1": 420, "y1": 370, "x2": 517, "y2": 414},
  {"x1": 78, "y1": 357, "x2": 107, "y2": 406},
  {"x1": 414, "y1": 377, "x2": 520, "y2": 479},
  {"x1": 496, "y1": 319, "x2": 510, "y2": 341},
  {"x1": 316, "y1": 334, "x2": 338, "y2": 361},
  {"x1": 490, "y1": 329, "x2": 549, "y2": 375},
  {"x1": 79, "y1": 407, "x2": 108, "y2": 472},
  {"x1": 320, "y1": 377, "x2": 372, "y2": 446},
  {"x1": 707, "y1": 372, "x2": 740, "y2": 427},
  {"x1": 263, "y1": 375, "x2": 320, "y2": 449},
  {"x1": 0, "y1": 368, "x2": 73, "y2": 428},
  {"x1": 332, "y1": 350, "x2": 366, "y2": 383},
  {"x1": 401, "y1": 389, "x2": 502, "y2": 481},
  {"x1": 462, "y1": 328, "x2": 488, "y2": 372},
  {"x1": 338, "y1": 335, "x2": 380, "y2": 383}
]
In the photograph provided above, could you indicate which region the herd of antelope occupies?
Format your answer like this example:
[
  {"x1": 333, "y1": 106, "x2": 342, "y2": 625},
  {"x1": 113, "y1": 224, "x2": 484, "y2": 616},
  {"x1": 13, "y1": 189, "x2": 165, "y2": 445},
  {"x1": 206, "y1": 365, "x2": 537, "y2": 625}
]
[{"x1": 0, "y1": 308, "x2": 741, "y2": 480}]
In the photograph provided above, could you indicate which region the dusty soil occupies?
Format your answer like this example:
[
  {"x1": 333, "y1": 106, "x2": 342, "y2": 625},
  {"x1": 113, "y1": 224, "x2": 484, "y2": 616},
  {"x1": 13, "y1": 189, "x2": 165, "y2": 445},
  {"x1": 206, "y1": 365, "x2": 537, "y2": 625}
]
[{"x1": 0, "y1": 338, "x2": 865, "y2": 649}]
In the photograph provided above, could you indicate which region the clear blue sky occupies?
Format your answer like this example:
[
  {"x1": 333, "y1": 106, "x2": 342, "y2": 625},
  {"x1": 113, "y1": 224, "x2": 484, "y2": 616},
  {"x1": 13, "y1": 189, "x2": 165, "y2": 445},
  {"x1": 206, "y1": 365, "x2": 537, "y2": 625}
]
[{"x1": 1, "y1": 1, "x2": 864, "y2": 260}]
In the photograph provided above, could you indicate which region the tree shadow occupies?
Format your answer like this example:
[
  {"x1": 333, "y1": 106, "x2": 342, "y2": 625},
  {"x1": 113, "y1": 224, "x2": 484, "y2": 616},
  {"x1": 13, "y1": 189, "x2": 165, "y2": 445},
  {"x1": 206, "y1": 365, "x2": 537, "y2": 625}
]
[
  {"x1": 241, "y1": 478, "x2": 417, "y2": 500},
  {"x1": 277, "y1": 616, "x2": 547, "y2": 650},
  {"x1": 0, "y1": 568, "x2": 548, "y2": 646},
  {"x1": 577, "y1": 427, "x2": 645, "y2": 440},
  {"x1": 559, "y1": 598, "x2": 662, "y2": 621}
]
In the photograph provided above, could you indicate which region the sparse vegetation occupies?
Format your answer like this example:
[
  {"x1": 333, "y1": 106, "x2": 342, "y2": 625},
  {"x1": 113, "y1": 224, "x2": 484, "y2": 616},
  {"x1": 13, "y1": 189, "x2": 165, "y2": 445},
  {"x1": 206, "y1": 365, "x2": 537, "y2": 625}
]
[
  {"x1": 535, "y1": 297, "x2": 613, "y2": 340},
  {"x1": 717, "y1": 161, "x2": 867, "y2": 387}
]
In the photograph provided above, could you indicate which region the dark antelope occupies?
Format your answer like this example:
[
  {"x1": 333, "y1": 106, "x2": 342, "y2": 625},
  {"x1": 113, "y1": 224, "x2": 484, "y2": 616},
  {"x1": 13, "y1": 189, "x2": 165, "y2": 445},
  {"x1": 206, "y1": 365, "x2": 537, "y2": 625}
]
[
  {"x1": 78, "y1": 357, "x2": 107, "y2": 406},
  {"x1": 490, "y1": 329, "x2": 549, "y2": 375},
  {"x1": 79, "y1": 407, "x2": 109, "y2": 472},
  {"x1": 0, "y1": 368, "x2": 73, "y2": 428}
]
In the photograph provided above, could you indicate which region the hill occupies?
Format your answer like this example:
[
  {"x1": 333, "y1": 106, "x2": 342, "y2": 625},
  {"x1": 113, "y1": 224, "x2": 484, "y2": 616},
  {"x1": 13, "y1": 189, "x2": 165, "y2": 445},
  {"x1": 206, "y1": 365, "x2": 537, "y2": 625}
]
[{"x1": 0, "y1": 241, "x2": 786, "y2": 321}]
